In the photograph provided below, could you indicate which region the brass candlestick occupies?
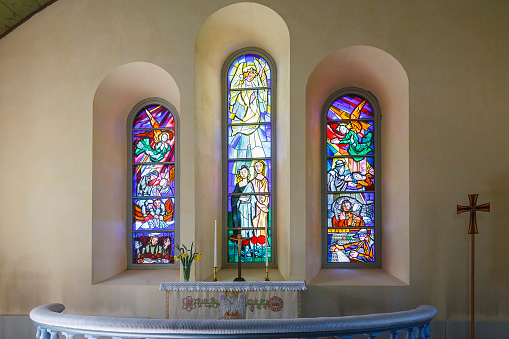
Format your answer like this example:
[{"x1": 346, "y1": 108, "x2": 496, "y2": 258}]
[
  {"x1": 265, "y1": 266, "x2": 270, "y2": 281},
  {"x1": 213, "y1": 267, "x2": 218, "y2": 282}
]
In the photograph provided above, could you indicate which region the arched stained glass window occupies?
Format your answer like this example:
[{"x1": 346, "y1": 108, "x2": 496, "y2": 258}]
[
  {"x1": 222, "y1": 48, "x2": 276, "y2": 267},
  {"x1": 322, "y1": 88, "x2": 381, "y2": 268},
  {"x1": 127, "y1": 98, "x2": 179, "y2": 269}
]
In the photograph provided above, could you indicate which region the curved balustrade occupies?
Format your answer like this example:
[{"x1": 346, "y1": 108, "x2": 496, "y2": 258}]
[{"x1": 30, "y1": 303, "x2": 437, "y2": 339}]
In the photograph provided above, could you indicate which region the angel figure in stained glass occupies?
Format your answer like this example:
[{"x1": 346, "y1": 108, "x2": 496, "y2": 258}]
[
  {"x1": 135, "y1": 109, "x2": 173, "y2": 162},
  {"x1": 229, "y1": 58, "x2": 269, "y2": 159},
  {"x1": 329, "y1": 101, "x2": 372, "y2": 173}
]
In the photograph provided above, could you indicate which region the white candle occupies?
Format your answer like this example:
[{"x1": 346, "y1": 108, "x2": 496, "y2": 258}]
[
  {"x1": 214, "y1": 220, "x2": 217, "y2": 268},
  {"x1": 265, "y1": 225, "x2": 269, "y2": 266}
]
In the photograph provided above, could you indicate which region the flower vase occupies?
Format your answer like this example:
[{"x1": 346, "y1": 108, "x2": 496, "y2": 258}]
[{"x1": 183, "y1": 264, "x2": 191, "y2": 282}]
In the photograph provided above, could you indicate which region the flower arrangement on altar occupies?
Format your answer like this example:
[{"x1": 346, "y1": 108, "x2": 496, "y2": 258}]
[{"x1": 174, "y1": 242, "x2": 201, "y2": 282}]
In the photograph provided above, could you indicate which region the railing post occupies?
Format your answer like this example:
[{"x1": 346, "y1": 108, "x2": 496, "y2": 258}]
[
  {"x1": 367, "y1": 333, "x2": 380, "y2": 339},
  {"x1": 424, "y1": 323, "x2": 431, "y2": 338},
  {"x1": 48, "y1": 329, "x2": 59, "y2": 339},
  {"x1": 61, "y1": 331, "x2": 75, "y2": 338},
  {"x1": 390, "y1": 329, "x2": 402, "y2": 339},
  {"x1": 405, "y1": 327, "x2": 416, "y2": 339},
  {"x1": 39, "y1": 328, "x2": 50, "y2": 339}
]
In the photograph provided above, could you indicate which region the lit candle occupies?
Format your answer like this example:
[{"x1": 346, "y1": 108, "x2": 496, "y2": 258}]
[
  {"x1": 214, "y1": 220, "x2": 217, "y2": 268},
  {"x1": 265, "y1": 225, "x2": 269, "y2": 266}
]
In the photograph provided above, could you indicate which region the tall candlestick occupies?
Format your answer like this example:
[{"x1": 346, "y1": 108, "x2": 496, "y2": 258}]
[
  {"x1": 265, "y1": 225, "x2": 268, "y2": 266},
  {"x1": 214, "y1": 220, "x2": 217, "y2": 268}
]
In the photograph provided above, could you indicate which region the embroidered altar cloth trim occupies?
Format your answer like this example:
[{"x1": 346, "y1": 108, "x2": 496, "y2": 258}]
[{"x1": 159, "y1": 281, "x2": 306, "y2": 292}]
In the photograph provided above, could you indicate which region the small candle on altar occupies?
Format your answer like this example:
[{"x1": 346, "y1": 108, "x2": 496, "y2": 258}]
[
  {"x1": 214, "y1": 220, "x2": 217, "y2": 268},
  {"x1": 265, "y1": 225, "x2": 269, "y2": 266}
]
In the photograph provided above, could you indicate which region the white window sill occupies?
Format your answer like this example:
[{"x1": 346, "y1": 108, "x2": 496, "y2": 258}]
[
  {"x1": 94, "y1": 269, "x2": 180, "y2": 285},
  {"x1": 309, "y1": 268, "x2": 408, "y2": 286}
]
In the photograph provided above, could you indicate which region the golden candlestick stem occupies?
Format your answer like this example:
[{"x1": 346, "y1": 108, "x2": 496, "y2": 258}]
[
  {"x1": 265, "y1": 266, "x2": 270, "y2": 281},
  {"x1": 213, "y1": 267, "x2": 218, "y2": 282}
]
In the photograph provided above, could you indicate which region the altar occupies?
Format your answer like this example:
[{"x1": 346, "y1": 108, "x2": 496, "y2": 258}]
[{"x1": 159, "y1": 281, "x2": 306, "y2": 320}]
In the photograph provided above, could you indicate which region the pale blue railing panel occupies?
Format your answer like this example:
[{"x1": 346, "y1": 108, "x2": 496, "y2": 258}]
[{"x1": 30, "y1": 303, "x2": 437, "y2": 339}]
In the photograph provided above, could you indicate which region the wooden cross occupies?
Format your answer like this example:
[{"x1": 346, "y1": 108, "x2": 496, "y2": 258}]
[
  {"x1": 457, "y1": 194, "x2": 490, "y2": 234},
  {"x1": 457, "y1": 194, "x2": 490, "y2": 339},
  {"x1": 229, "y1": 233, "x2": 249, "y2": 282}
]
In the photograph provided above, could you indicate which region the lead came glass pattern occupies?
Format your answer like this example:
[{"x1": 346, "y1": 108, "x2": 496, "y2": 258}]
[
  {"x1": 224, "y1": 51, "x2": 275, "y2": 265},
  {"x1": 131, "y1": 104, "x2": 176, "y2": 265},
  {"x1": 324, "y1": 92, "x2": 379, "y2": 265}
]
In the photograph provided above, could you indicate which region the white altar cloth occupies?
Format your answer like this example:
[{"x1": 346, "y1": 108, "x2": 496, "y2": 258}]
[{"x1": 160, "y1": 281, "x2": 306, "y2": 320}]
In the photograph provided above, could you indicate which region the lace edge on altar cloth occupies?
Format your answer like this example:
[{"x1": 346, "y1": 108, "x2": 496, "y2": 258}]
[{"x1": 159, "y1": 281, "x2": 307, "y2": 292}]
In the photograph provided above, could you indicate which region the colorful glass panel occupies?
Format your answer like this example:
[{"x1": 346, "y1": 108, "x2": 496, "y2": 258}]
[
  {"x1": 225, "y1": 51, "x2": 274, "y2": 264},
  {"x1": 326, "y1": 95, "x2": 374, "y2": 121},
  {"x1": 227, "y1": 90, "x2": 271, "y2": 125},
  {"x1": 227, "y1": 229, "x2": 271, "y2": 263},
  {"x1": 326, "y1": 157, "x2": 374, "y2": 192},
  {"x1": 327, "y1": 228, "x2": 375, "y2": 263},
  {"x1": 227, "y1": 124, "x2": 272, "y2": 159},
  {"x1": 228, "y1": 54, "x2": 271, "y2": 89},
  {"x1": 132, "y1": 197, "x2": 175, "y2": 230},
  {"x1": 132, "y1": 129, "x2": 175, "y2": 163},
  {"x1": 132, "y1": 164, "x2": 175, "y2": 197},
  {"x1": 131, "y1": 103, "x2": 176, "y2": 267},
  {"x1": 227, "y1": 195, "x2": 271, "y2": 229},
  {"x1": 227, "y1": 160, "x2": 272, "y2": 194},
  {"x1": 326, "y1": 120, "x2": 374, "y2": 157},
  {"x1": 327, "y1": 193, "x2": 375, "y2": 228},
  {"x1": 132, "y1": 231, "x2": 174, "y2": 264},
  {"x1": 324, "y1": 91, "x2": 379, "y2": 267},
  {"x1": 133, "y1": 105, "x2": 175, "y2": 129}
]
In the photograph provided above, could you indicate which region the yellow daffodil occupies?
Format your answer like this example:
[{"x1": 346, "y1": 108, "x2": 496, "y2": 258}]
[
  {"x1": 181, "y1": 253, "x2": 188, "y2": 259},
  {"x1": 195, "y1": 253, "x2": 202, "y2": 260},
  {"x1": 174, "y1": 255, "x2": 179, "y2": 261}
]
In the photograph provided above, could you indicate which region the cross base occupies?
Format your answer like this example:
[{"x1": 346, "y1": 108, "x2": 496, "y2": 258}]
[{"x1": 234, "y1": 277, "x2": 246, "y2": 282}]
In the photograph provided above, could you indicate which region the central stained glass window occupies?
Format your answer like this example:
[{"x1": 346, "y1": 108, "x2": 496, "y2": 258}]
[{"x1": 223, "y1": 49, "x2": 276, "y2": 266}]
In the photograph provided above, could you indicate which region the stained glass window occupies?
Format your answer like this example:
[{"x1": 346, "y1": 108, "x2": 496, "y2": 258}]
[
  {"x1": 323, "y1": 88, "x2": 381, "y2": 267},
  {"x1": 127, "y1": 99, "x2": 178, "y2": 269},
  {"x1": 223, "y1": 49, "x2": 276, "y2": 266}
]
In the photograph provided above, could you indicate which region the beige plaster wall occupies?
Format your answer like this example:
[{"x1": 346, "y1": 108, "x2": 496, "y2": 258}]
[{"x1": 0, "y1": 0, "x2": 508, "y2": 325}]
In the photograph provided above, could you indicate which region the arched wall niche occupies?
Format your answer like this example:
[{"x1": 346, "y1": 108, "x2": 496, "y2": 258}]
[
  {"x1": 306, "y1": 46, "x2": 410, "y2": 285},
  {"x1": 195, "y1": 2, "x2": 291, "y2": 280},
  {"x1": 92, "y1": 62, "x2": 180, "y2": 284}
]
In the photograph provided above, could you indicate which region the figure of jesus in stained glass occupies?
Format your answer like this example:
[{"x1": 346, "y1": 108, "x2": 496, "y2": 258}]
[
  {"x1": 251, "y1": 160, "x2": 269, "y2": 235},
  {"x1": 228, "y1": 55, "x2": 270, "y2": 159}
]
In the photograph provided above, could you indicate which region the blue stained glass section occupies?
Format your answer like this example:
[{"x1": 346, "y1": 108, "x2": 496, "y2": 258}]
[
  {"x1": 228, "y1": 124, "x2": 271, "y2": 159},
  {"x1": 326, "y1": 157, "x2": 374, "y2": 192}
]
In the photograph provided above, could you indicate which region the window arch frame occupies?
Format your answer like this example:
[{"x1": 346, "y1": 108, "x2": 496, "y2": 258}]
[
  {"x1": 321, "y1": 87, "x2": 381, "y2": 268},
  {"x1": 126, "y1": 97, "x2": 180, "y2": 270},
  {"x1": 221, "y1": 47, "x2": 278, "y2": 268}
]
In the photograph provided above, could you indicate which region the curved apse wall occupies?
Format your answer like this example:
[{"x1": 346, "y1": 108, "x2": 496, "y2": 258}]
[
  {"x1": 92, "y1": 62, "x2": 180, "y2": 284},
  {"x1": 306, "y1": 46, "x2": 410, "y2": 284},
  {"x1": 194, "y1": 2, "x2": 290, "y2": 280}
]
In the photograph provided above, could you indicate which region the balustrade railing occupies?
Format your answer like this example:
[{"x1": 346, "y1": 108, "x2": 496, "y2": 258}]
[{"x1": 30, "y1": 303, "x2": 437, "y2": 339}]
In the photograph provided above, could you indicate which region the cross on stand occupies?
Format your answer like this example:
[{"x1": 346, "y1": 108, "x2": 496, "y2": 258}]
[
  {"x1": 229, "y1": 233, "x2": 249, "y2": 282},
  {"x1": 457, "y1": 194, "x2": 490, "y2": 339}
]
